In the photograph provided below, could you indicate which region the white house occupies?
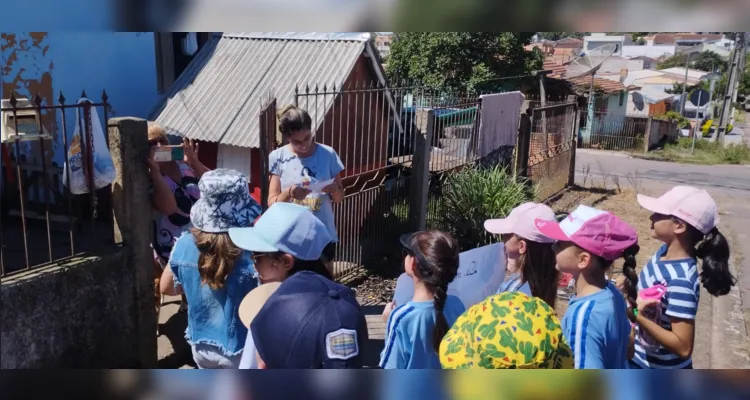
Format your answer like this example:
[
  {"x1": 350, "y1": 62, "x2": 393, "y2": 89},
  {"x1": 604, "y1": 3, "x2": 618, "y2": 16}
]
[{"x1": 583, "y1": 33, "x2": 632, "y2": 55}]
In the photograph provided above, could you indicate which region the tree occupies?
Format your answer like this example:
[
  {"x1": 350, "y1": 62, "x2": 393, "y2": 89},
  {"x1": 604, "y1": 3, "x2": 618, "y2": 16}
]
[
  {"x1": 657, "y1": 51, "x2": 728, "y2": 73},
  {"x1": 386, "y1": 32, "x2": 543, "y2": 93}
]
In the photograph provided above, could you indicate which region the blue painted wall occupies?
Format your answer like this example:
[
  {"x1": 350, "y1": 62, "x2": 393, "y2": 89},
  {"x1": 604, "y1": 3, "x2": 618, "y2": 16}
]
[{"x1": 1, "y1": 32, "x2": 160, "y2": 166}]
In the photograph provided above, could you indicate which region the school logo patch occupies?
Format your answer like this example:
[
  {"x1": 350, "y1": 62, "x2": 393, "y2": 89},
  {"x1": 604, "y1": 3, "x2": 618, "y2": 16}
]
[{"x1": 325, "y1": 329, "x2": 359, "y2": 360}]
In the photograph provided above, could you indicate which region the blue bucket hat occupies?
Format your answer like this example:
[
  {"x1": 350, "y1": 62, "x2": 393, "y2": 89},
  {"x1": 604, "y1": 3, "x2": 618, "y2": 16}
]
[
  {"x1": 189, "y1": 168, "x2": 261, "y2": 233},
  {"x1": 250, "y1": 270, "x2": 367, "y2": 368},
  {"x1": 228, "y1": 202, "x2": 331, "y2": 260}
]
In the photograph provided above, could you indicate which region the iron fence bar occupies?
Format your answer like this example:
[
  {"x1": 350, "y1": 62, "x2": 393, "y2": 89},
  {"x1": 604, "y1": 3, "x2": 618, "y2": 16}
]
[
  {"x1": 0, "y1": 102, "x2": 108, "y2": 112},
  {"x1": 9, "y1": 94, "x2": 31, "y2": 270},
  {"x1": 34, "y1": 95, "x2": 53, "y2": 262},
  {"x1": 366, "y1": 81, "x2": 374, "y2": 172},
  {"x1": 58, "y1": 92, "x2": 75, "y2": 256}
]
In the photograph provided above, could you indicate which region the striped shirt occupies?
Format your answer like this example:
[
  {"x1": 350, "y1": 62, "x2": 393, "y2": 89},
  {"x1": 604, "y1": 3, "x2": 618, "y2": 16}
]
[
  {"x1": 632, "y1": 244, "x2": 699, "y2": 369},
  {"x1": 561, "y1": 282, "x2": 631, "y2": 369},
  {"x1": 496, "y1": 272, "x2": 532, "y2": 297},
  {"x1": 379, "y1": 296, "x2": 465, "y2": 369}
]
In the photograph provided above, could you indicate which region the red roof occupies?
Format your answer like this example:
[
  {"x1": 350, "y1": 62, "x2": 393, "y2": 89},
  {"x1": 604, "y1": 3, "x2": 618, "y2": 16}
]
[{"x1": 554, "y1": 37, "x2": 583, "y2": 48}]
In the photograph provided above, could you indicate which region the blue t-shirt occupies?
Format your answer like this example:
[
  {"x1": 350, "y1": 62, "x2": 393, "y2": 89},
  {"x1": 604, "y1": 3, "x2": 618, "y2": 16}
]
[
  {"x1": 379, "y1": 296, "x2": 466, "y2": 369},
  {"x1": 632, "y1": 244, "x2": 699, "y2": 369},
  {"x1": 269, "y1": 143, "x2": 344, "y2": 241},
  {"x1": 562, "y1": 282, "x2": 631, "y2": 369},
  {"x1": 496, "y1": 272, "x2": 532, "y2": 297}
]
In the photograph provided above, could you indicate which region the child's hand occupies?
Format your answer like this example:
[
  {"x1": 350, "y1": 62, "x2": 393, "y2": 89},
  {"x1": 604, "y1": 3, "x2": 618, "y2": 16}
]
[
  {"x1": 636, "y1": 296, "x2": 659, "y2": 311},
  {"x1": 382, "y1": 301, "x2": 396, "y2": 322},
  {"x1": 615, "y1": 275, "x2": 626, "y2": 292}
]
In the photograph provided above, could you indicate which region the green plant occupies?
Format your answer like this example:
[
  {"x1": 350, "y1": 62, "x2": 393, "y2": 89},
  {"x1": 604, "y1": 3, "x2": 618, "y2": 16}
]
[
  {"x1": 655, "y1": 111, "x2": 691, "y2": 129},
  {"x1": 438, "y1": 164, "x2": 536, "y2": 250},
  {"x1": 723, "y1": 143, "x2": 750, "y2": 164}
]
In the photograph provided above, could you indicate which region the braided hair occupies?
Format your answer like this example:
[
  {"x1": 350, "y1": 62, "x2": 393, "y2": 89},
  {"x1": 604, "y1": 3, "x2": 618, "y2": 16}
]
[
  {"x1": 409, "y1": 230, "x2": 460, "y2": 353},
  {"x1": 620, "y1": 244, "x2": 641, "y2": 322}
]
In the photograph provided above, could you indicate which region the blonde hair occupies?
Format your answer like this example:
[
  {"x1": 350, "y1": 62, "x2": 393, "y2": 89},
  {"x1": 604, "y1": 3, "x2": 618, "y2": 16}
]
[
  {"x1": 191, "y1": 228, "x2": 243, "y2": 290},
  {"x1": 148, "y1": 122, "x2": 167, "y2": 142}
]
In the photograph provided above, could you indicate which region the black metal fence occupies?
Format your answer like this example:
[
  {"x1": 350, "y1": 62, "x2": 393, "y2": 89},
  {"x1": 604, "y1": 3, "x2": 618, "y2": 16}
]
[
  {"x1": 525, "y1": 102, "x2": 578, "y2": 201},
  {"x1": 286, "y1": 85, "x2": 520, "y2": 279},
  {"x1": 0, "y1": 91, "x2": 114, "y2": 277}
]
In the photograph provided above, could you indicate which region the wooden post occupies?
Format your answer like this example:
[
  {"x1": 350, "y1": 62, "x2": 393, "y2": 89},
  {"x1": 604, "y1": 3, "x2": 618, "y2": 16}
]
[
  {"x1": 539, "y1": 72, "x2": 548, "y2": 151},
  {"x1": 258, "y1": 99, "x2": 277, "y2": 212},
  {"x1": 643, "y1": 116, "x2": 653, "y2": 154},
  {"x1": 567, "y1": 98, "x2": 579, "y2": 187},
  {"x1": 515, "y1": 109, "x2": 532, "y2": 178},
  {"x1": 409, "y1": 109, "x2": 435, "y2": 232}
]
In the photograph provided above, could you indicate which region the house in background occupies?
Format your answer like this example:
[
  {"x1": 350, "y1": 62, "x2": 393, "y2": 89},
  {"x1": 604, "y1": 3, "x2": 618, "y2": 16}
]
[
  {"x1": 373, "y1": 33, "x2": 393, "y2": 59},
  {"x1": 583, "y1": 33, "x2": 631, "y2": 55},
  {"x1": 150, "y1": 32, "x2": 394, "y2": 200},
  {"x1": 541, "y1": 58, "x2": 636, "y2": 146}
]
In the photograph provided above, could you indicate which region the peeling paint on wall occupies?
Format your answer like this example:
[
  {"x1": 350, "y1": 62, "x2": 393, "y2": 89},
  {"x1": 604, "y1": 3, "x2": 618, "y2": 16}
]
[{"x1": 1, "y1": 32, "x2": 55, "y2": 166}]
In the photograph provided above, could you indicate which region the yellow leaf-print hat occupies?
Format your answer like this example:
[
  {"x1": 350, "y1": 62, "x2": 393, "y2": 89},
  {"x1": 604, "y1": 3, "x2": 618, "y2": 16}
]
[{"x1": 439, "y1": 291, "x2": 573, "y2": 369}]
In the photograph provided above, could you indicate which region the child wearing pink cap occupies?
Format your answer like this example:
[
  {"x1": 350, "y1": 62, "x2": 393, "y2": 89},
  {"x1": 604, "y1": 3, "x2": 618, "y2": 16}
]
[
  {"x1": 484, "y1": 202, "x2": 560, "y2": 308},
  {"x1": 627, "y1": 186, "x2": 735, "y2": 369},
  {"x1": 535, "y1": 205, "x2": 640, "y2": 369}
]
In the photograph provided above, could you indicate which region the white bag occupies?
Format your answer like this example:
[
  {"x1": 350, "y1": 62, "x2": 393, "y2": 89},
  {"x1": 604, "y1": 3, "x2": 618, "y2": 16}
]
[{"x1": 63, "y1": 98, "x2": 116, "y2": 194}]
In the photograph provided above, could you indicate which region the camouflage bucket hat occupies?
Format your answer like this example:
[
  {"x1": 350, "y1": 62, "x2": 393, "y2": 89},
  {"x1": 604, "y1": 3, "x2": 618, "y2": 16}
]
[{"x1": 439, "y1": 291, "x2": 573, "y2": 369}]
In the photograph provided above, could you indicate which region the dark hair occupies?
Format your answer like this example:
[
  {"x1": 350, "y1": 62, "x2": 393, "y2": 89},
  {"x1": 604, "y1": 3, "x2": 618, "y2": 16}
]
[
  {"x1": 577, "y1": 243, "x2": 640, "y2": 321},
  {"x1": 619, "y1": 244, "x2": 641, "y2": 322},
  {"x1": 409, "y1": 230, "x2": 460, "y2": 353},
  {"x1": 515, "y1": 238, "x2": 559, "y2": 308},
  {"x1": 192, "y1": 228, "x2": 243, "y2": 290},
  {"x1": 266, "y1": 252, "x2": 334, "y2": 281},
  {"x1": 277, "y1": 105, "x2": 312, "y2": 136},
  {"x1": 682, "y1": 221, "x2": 735, "y2": 296}
]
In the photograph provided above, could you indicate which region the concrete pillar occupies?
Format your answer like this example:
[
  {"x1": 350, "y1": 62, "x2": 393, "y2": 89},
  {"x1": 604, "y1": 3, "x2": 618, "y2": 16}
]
[{"x1": 108, "y1": 117, "x2": 157, "y2": 368}]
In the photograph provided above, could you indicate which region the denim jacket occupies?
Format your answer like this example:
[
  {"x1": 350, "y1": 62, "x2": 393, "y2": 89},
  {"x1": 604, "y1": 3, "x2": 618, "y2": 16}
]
[{"x1": 169, "y1": 233, "x2": 258, "y2": 356}]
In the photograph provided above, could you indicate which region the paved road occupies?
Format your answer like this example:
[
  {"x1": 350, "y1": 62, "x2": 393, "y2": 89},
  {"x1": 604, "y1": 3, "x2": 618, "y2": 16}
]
[{"x1": 575, "y1": 148, "x2": 750, "y2": 368}]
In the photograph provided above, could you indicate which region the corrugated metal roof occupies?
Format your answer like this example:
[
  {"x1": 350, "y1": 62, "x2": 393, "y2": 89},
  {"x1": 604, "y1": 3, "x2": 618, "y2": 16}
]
[{"x1": 152, "y1": 34, "x2": 368, "y2": 148}]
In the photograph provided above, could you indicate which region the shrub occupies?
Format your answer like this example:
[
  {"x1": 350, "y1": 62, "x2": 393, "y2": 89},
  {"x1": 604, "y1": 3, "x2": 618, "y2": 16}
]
[
  {"x1": 438, "y1": 164, "x2": 536, "y2": 250},
  {"x1": 723, "y1": 143, "x2": 750, "y2": 164}
]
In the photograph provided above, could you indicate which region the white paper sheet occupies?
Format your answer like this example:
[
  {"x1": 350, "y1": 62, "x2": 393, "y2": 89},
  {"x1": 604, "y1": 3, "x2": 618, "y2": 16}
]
[
  {"x1": 306, "y1": 178, "x2": 335, "y2": 194},
  {"x1": 392, "y1": 242, "x2": 506, "y2": 309}
]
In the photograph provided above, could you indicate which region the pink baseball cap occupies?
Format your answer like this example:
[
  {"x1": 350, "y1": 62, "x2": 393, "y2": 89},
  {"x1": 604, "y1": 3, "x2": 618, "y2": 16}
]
[
  {"x1": 534, "y1": 205, "x2": 638, "y2": 261},
  {"x1": 484, "y1": 202, "x2": 557, "y2": 243},
  {"x1": 636, "y1": 186, "x2": 719, "y2": 235}
]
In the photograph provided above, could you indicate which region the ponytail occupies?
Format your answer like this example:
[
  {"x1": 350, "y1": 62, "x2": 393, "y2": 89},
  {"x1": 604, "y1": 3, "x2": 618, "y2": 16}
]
[
  {"x1": 696, "y1": 227, "x2": 735, "y2": 296},
  {"x1": 432, "y1": 284, "x2": 449, "y2": 353},
  {"x1": 409, "y1": 230, "x2": 460, "y2": 353},
  {"x1": 192, "y1": 228, "x2": 242, "y2": 290},
  {"x1": 620, "y1": 244, "x2": 640, "y2": 322}
]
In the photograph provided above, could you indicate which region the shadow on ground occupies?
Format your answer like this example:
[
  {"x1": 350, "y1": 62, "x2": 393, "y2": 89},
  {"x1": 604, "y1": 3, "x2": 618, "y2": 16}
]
[{"x1": 157, "y1": 300, "x2": 196, "y2": 369}]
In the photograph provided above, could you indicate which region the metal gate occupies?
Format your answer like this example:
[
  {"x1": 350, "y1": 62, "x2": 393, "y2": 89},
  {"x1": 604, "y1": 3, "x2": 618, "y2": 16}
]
[{"x1": 525, "y1": 102, "x2": 578, "y2": 201}]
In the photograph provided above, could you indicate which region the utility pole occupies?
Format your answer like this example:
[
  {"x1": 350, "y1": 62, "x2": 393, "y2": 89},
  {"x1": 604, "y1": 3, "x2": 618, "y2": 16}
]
[
  {"x1": 729, "y1": 34, "x2": 747, "y2": 125},
  {"x1": 716, "y1": 32, "x2": 745, "y2": 144}
]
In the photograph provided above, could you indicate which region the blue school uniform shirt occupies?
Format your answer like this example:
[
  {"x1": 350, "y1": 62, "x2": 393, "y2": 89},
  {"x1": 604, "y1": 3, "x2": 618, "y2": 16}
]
[
  {"x1": 632, "y1": 244, "x2": 699, "y2": 369},
  {"x1": 269, "y1": 143, "x2": 344, "y2": 241},
  {"x1": 379, "y1": 296, "x2": 466, "y2": 369},
  {"x1": 496, "y1": 272, "x2": 532, "y2": 297},
  {"x1": 561, "y1": 281, "x2": 631, "y2": 369}
]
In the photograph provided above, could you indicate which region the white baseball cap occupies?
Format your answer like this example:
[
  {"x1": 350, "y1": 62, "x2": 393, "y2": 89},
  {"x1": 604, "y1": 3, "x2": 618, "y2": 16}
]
[{"x1": 484, "y1": 202, "x2": 557, "y2": 243}]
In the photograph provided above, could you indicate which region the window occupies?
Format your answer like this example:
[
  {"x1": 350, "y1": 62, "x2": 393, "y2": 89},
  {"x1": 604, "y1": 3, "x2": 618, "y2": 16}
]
[{"x1": 619, "y1": 91, "x2": 625, "y2": 107}]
